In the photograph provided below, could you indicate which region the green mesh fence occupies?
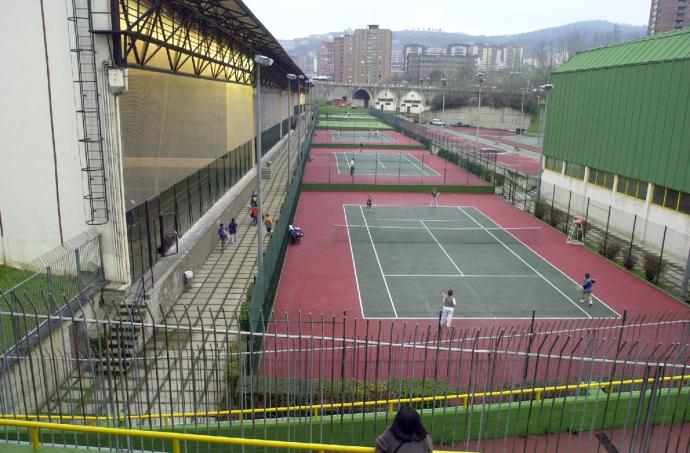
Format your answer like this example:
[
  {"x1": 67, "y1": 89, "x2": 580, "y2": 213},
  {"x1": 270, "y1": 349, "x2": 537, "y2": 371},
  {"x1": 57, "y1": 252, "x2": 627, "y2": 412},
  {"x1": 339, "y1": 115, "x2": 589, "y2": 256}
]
[{"x1": 248, "y1": 106, "x2": 318, "y2": 336}]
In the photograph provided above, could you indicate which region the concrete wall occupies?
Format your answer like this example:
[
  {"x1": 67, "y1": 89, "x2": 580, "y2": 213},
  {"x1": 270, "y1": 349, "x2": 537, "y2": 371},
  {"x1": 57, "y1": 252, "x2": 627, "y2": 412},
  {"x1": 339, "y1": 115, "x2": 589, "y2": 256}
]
[
  {"x1": 124, "y1": 130, "x2": 299, "y2": 322},
  {"x1": 0, "y1": 1, "x2": 130, "y2": 283},
  {"x1": 430, "y1": 106, "x2": 532, "y2": 130},
  {"x1": 542, "y1": 169, "x2": 690, "y2": 263},
  {"x1": 0, "y1": 1, "x2": 91, "y2": 265}
]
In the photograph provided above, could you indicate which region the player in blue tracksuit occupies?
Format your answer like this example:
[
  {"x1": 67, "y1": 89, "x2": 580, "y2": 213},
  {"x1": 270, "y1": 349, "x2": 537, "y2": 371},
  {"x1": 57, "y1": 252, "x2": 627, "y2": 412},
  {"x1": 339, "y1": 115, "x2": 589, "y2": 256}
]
[{"x1": 581, "y1": 273, "x2": 596, "y2": 306}]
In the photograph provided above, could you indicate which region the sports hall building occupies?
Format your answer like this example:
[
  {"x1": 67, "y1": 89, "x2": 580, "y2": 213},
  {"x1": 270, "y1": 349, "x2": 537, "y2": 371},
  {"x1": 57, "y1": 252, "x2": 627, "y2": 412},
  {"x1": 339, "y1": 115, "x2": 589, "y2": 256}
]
[
  {"x1": 541, "y1": 28, "x2": 690, "y2": 267},
  {"x1": 0, "y1": 0, "x2": 306, "y2": 292}
]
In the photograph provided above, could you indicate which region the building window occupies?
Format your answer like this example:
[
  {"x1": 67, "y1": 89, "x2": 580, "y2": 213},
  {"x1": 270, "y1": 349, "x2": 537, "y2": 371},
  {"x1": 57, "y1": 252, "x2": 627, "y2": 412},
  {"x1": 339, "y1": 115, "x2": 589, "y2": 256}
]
[
  {"x1": 617, "y1": 176, "x2": 647, "y2": 200},
  {"x1": 588, "y1": 168, "x2": 614, "y2": 190},
  {"x1": 544, "y1": 156, "x2": 563, "y2": 173},
  {"x1": 564, "y1": 162, "x2": 585, "y2": 180},
  {"x1": 652, "y1": 185, "x2": 690, "y2": 215}
]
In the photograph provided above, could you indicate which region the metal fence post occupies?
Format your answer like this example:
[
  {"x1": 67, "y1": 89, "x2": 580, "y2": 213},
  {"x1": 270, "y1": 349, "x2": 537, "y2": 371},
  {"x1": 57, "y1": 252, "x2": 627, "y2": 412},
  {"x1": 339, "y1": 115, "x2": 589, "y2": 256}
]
[
  {"x1": 656, "y1": 226, "x2": 667, "y2": 285},
  {"x1": 628, "y1": 214, "x2": 637, "y2": 266},
  {"x1": 565, "y1": 191, "x2": 572, "y2": 233},
  {"x1": 683, "y1": 249, "x2": 690, "y2": 301},
  {"x1": 602, "y1": 205, "x2": 612, "y2": 255},
  {"x1": 46, "y1": 266, "x2": 54, "y2": 295},
  {"x1": 75, "y1": 249, "x2": 83, "y2": 291}
]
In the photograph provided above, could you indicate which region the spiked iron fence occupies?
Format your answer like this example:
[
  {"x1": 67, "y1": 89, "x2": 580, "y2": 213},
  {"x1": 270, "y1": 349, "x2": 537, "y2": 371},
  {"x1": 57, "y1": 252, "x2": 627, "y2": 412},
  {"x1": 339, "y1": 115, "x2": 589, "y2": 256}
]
[
  {"x1": 2, "y1": 301, "x2": 690, "y2": 452},
  {"x1": 0, "y1": 230, "x2": 104, "y2": 354}
]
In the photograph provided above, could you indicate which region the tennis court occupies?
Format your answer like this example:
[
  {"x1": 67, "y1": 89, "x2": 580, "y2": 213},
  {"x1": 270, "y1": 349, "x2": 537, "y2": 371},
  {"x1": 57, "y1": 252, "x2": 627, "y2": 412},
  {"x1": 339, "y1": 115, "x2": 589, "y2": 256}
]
[
  {"x1": 335, "y1": 151, "x2": 439, "y2": 176},
  {"x1": 339, "y1": 204, "x2": 619, "y2": 319}
]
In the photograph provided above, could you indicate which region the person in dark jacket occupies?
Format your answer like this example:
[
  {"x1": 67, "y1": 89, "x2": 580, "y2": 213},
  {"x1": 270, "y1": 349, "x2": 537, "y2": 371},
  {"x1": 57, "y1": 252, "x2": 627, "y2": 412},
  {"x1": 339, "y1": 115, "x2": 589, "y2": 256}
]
[
  {"x1": 375, "y1": 407, "x2": 432, "y2": 453},
  {"x1": 581, "y1": 273, "x2": 596, "y2": 306}
]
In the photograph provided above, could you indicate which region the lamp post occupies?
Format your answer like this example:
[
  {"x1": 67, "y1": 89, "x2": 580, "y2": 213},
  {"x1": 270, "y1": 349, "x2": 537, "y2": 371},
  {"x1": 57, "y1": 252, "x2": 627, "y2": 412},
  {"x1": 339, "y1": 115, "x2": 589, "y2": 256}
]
[
  {"x1": 535, "y1": 83, "x2": 553, "y2": 204},
  {"x1": 441, "y1": 77, "x2": 447, "y2": 126},
  {"x1": 475, "y1": 72, "x2": 485, "y2": 149},
  {"x1": 253, "y1": 54, "x2": 273, "y2": 279},
  {"x1": 287, "y1": 73, "x2": 297, "y2": 189},
  {"x1": 297, "y1": 75, "x2": 305, "y2": 158},
  {"x1": 520, "y1": 88, "x2": 527, "y2": 113}
]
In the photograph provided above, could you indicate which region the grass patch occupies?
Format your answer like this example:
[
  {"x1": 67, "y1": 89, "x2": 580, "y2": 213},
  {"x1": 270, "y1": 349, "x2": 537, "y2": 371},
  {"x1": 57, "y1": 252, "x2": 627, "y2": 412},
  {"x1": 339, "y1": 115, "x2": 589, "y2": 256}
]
[{"x1": 0, "y1": 265, "x2": 29, "y2": 291}]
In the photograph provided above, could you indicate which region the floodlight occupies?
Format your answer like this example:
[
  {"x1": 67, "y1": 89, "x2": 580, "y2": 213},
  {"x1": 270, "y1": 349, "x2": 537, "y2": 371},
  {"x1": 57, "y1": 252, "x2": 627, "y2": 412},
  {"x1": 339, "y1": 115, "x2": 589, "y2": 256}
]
[{"x1": 254, "y1": 55, "x2": 274, "y2": 66}]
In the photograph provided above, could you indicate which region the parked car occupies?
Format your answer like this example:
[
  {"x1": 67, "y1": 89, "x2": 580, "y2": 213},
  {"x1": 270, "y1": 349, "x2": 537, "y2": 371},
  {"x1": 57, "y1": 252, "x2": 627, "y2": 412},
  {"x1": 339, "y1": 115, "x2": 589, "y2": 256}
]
[
  {"x1": 451, "y1": 121, "x2": 470, "y2": 127},
  {"x1": 430, "y1": 118, "x2": 446, "y2": 126}
]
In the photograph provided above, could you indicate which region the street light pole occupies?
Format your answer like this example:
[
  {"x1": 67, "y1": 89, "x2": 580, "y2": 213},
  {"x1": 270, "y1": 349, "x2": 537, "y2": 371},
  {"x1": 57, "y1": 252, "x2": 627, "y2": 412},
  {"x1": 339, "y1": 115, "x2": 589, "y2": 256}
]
[
  {"x1": 475, "y1": 72, "x2": 485, "y2": 149},
  {"x1": 441, "y1": 77, "x2": 447, "y2": 126},
  {"x1": 287, "y1": 73, "x2": 297, "y2": 189},
  {"x1": 297, "y1": 75, "x2": 305, "y2": 158},
  {"x1": 253, "y1": 54, "x2": 274, "y2": 281},
  {"x1": 535, "y1": 83, "x2": 553, "y2": 204},
  {"x1": 521, "y1": 88, "x2": 526, "y2": 113}
]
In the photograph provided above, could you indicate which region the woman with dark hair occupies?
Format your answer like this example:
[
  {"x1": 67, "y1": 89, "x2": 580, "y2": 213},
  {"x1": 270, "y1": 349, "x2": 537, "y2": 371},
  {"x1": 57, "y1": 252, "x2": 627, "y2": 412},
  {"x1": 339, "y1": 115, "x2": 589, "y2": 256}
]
[{"x1": 375, "y1": 407, "x2": 433, "y2": 453}]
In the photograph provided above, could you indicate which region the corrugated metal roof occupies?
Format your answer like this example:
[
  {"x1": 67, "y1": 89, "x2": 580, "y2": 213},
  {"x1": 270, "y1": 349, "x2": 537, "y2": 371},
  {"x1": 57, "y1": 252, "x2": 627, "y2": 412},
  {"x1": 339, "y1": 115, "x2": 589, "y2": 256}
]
[{"x1": 555, "y1": 28, "x2": 690, "y2": 73}]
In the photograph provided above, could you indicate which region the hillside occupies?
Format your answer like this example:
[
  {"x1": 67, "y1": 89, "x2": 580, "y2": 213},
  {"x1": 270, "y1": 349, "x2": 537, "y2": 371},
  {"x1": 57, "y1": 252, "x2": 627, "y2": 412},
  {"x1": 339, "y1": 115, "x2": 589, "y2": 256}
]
[{"x1": 281, "y1": 20, "x2": 646, "y2": 57}]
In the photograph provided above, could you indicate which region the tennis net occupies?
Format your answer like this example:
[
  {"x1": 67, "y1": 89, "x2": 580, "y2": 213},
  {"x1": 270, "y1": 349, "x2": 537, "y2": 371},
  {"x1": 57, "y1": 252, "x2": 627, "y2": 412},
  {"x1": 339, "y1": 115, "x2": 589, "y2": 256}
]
[
  {"x1": 334, "y1": 152, "x2": 423, "y2": 163},
  {"x1": 333, "y1": 224, "x2": 541, "y2": 245}
]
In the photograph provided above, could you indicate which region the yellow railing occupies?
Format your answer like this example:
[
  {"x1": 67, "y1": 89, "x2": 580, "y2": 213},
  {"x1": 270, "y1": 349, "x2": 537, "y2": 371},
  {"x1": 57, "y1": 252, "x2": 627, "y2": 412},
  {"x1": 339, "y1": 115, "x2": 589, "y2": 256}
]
[
  {"x1": 0, "y1": 418, "x2": 469, "y2": 453},
  {"x1": 3, "y1": 374, "x2": 689, "y2": 426}
]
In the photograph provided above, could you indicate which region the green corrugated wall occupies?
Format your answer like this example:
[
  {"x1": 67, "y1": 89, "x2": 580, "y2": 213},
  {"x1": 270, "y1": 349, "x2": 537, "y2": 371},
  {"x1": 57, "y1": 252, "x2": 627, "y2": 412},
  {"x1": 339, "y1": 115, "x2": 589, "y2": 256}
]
[{"x1": 544, "y1": 59, "x2": 690, "y2": 193}]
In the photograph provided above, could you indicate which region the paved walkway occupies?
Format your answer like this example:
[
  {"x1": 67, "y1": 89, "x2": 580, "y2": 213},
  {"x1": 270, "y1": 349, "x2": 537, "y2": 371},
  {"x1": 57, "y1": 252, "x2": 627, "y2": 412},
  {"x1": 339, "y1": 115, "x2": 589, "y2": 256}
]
[{"x1": 85, "y1": 119, "x2": 311, "y2": 421}]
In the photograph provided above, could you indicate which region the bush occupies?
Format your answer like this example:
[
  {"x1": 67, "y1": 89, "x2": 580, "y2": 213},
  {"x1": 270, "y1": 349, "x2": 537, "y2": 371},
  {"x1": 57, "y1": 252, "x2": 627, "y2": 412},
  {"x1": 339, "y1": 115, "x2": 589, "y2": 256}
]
[
  {"x1": 599, "y1": 238, "x2": 622, "y2": 260},
  {"x1": 534, "y1": 199, "x2": 547, "y2": 220},
  {"x1": 494, "y1": 173, "x2": 505, "y2": 188},
  {"x1": 548, "y1": 208, "x2": 565, "y2": 229},
  {"x1": 643, "y1": 253, "x2": 662, "y2": 282},
  {"x1": 623, "y1": 252, "x2": 636, "y2": 270}
]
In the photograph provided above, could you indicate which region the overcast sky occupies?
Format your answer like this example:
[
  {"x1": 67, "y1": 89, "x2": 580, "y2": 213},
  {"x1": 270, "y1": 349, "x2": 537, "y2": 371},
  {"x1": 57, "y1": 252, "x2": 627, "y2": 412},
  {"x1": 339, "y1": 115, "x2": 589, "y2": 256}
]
[{"x1": 243, "y1": 0, "x2": 651, "y2": 40}]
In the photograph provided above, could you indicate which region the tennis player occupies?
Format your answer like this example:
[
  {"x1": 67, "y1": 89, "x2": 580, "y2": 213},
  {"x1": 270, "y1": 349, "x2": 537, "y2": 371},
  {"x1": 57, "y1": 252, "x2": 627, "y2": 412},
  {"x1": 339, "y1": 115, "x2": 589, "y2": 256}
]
[
  {"x1": 366, "y1": 194, "x2": 374, "y2": 212},
  {"x1": 440, "y1": 289, "x2": 456, "y2": 328},
  {"x1": 430, "y1": 187, "x2": 440, "y2": 207},
  {"x1": 580, "y1": 273, "x2": 596, "y2": 306}
]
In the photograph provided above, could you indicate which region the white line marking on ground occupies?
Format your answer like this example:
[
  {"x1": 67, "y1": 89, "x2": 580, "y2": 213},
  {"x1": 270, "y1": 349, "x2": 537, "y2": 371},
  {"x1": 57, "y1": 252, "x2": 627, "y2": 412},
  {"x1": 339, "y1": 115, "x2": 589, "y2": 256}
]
[
  {"x1": 419, "y1": 219, "x2": 464, "y2": 276},
  {"x1": 459, "y1": 206, "x2": 592, "y2": 318},
  {"x1": 359, "y1": 205, "x2": 398, "y2": 318},
  {"x1": 343, "y1": 205, "x2": 366, "y2": 319},
  {"x1": 469, "y1": 206, "x2": 621, "y2": 318}
]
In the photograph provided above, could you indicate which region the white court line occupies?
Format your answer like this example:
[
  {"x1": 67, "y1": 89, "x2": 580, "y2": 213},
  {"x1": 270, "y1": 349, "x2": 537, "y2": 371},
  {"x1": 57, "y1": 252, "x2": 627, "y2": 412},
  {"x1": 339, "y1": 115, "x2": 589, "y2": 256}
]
[
  {"x1": 419, "y1": 219, "x2": 464, "y2": 276},
  {"x1": 343, "y1": 205, "x2": 366, "y2": 320},
  {"x1": 401, "y1": 153, "x2": 441, "y2": 177},
  {"x1": 458, "y1": 206, "x2": 592, "y2": 318},
  {"x1": 385, "y1": 274, "x2": 540, "y2": 278},
  {"x1": 467, "y1": 206, "x2": 621, "y2": 318},
  {"x1": 345, "y1": 224, "x2": 538, "y2": 232},
  {"x1": 359, "y1": 205, "x2": 398, "y2": 318}
]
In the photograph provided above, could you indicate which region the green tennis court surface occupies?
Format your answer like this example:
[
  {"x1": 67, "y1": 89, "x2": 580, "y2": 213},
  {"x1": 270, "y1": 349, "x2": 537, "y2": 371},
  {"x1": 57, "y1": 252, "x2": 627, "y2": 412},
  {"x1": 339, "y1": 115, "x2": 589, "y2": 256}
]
[
  {"x1": 335, "y1": 152, "x2": 439, "y2": 176},
  {"x1": 339, "y1": 205, "x2": 619, "y2": 319}
]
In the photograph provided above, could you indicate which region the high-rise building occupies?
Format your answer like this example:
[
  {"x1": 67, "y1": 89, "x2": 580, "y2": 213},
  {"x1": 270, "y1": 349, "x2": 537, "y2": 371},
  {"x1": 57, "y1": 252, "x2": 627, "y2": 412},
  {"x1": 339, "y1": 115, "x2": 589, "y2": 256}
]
[
  {"x1": 333, "y1": 34, "x2": 354, "y2": 82},
  {"x1": 352, "y1": 25, "x2": 392, "y2": 84},
  {"x1": 448, "y1": 44, "x2": 471, "y2": 57},
  {"x1": 403, "y1": 44, "x2": 425, "y2": 71},
  {"x1": 472, "y1": 44, "x2": 524, "y2": 72},
  {"x1": 407, "y1": 54, "x2": 472, "y2": 81},
  {"x1": 649, "y1": 0, "x2": 690, "y2": 34},
  {"x1": 318, "y1": 40, "x2": 334, "y2": 77},
  {"x1": 426, "y1": 47, "x2": 447, "y2": 56},
  {"x1": 391, "y1": 48, "x2": 405, "y2": 72}
]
